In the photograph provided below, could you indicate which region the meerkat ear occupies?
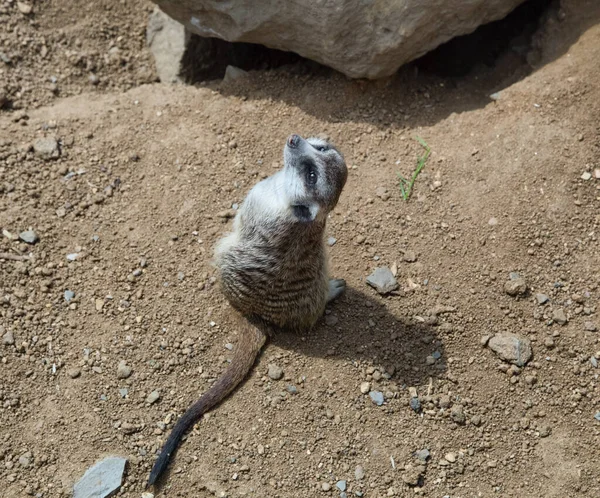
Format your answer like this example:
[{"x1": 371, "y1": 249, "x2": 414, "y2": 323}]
[{"x1": 292, "y1": 203, "x2": 320, "y2": 222}]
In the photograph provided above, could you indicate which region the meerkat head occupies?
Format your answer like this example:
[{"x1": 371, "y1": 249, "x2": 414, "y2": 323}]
[{"x1": 282, "y1": 134, "x2": 347, "y2": 223}]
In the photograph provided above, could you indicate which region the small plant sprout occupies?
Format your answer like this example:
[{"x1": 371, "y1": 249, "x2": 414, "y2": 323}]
[{"x1": 397, "y1": 136, "x2": 431, "y2": 201}]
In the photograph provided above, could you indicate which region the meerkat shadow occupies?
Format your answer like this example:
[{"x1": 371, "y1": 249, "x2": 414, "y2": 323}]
[{"x1": 271, "y1": 286, "x2": 447, "y2": 389}]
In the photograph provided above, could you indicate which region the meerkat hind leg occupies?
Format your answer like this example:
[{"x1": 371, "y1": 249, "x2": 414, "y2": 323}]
[{"x1": 327, "y1": 279, "x2": 346, "y2": 303}]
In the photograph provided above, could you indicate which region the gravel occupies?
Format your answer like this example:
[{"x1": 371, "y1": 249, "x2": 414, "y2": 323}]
[
  {"x1": 409, "y1": 397, "x2": 421, "y2": 412},
  {"x1": 33, "y1": 136, "x2": 60, "y2": 160},
  {"x1": 369, "y1": 390, "x2": 384, "y2": 406},
  {"x1": 552, "y1": 308, "x2": 568, "y2": 325},
  {"x1": 116, "y1": 360, "x2": 133, "y2": 379},
  {"x1": 2, "y1": 329, "x2": 15, "y2": 346},
  {"x1": 487, "y1": 333, "x2": 532, "y2": 367},
  {"x1": 354, "y1": 465, "x2": 365, "y2": 480},
  {"x1": 504, "y1": 276, "x2": 527, "y2": 296},
  {"x1": 267, "y1": 364, "x2": 283, "y2": 380},
  {"x1": 415, "y1": 449, "x2": 430, "y2": 462},
  {"x1": 366, "y1": 267, "x2": 399, "y2": 295},
  {"x1": 18, "y1": 229, "x2": 39, "y2": 244},
  {"x1": 451, "y1": 404, "x2": 466, "y2": 424},
  {"x1": 146, "y1": 390, "x2": 160, "y2": 404}
]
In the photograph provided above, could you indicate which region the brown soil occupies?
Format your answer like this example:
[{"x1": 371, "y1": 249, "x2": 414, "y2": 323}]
[{"x1": 1, "y1": 0, "x2": 600, "y2": 497}]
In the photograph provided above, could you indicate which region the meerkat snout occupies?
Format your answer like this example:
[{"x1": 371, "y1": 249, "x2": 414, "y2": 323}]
[{"x1": 287, "y1": 133, "x2": 301, "y2": 148}]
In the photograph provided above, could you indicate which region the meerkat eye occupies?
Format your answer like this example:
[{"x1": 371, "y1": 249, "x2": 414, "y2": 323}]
[
  {"x1": 306, "y1": 167, "x2": 318, "y2": 185},
  {"x1": 313, "y1": 143, "x2": 328, "y2": 152}
]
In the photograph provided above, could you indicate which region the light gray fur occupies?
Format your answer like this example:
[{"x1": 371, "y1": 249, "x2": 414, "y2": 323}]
[{"x1": 214, "y1": 135, "x2": 348, "y2": 331}]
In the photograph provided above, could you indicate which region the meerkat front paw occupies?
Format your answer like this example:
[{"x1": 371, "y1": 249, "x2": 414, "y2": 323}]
[{"x1": 327, "y1": 278, "x2": 346, "y2": 303}]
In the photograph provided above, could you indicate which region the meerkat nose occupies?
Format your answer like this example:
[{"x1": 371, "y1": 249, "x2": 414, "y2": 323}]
[{"x1": 287, "y1": 134, "x2": 301, "y2": 148}]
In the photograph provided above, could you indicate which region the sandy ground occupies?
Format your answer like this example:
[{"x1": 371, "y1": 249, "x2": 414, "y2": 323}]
[{"x1": 1, "y1": 0, "x2": 600, "y2": 497}]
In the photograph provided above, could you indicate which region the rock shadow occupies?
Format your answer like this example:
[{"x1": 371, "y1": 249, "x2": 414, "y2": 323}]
[{"x1": 209, "y1": 0, "x2": 599, "y2": 130}]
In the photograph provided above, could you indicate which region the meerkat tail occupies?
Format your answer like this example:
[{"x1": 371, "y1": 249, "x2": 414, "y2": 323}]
[{"x1": 147, "y1": 317, "x2": 267, "y2": 487}]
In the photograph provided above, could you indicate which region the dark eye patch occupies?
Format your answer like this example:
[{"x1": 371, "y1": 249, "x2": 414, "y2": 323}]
[{"x1": 301, "y1": 159, "x2": 318, "y2": 186}]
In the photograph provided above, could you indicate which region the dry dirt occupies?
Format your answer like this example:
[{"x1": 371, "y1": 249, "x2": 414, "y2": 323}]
[{"x1": 1, "y1": 0, "x2": 600, "y2": 497}]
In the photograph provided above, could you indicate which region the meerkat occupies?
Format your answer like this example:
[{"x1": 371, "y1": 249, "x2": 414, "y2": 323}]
[{"x1": 147, "y1": 134, "x2": 348, "y2": 486}]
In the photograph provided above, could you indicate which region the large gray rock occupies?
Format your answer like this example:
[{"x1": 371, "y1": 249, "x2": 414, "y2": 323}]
[
  {"x1": 147, "y1": 7, "x2": 187, "y2": 83},
  {"x1": 149, "y1": 0, "x2": 527, "y2": 79}
]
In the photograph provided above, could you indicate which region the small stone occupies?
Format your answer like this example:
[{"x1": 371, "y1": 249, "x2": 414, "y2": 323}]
[
  {"x1": 432, "y1": 351, "x2": 442, "y2": 360},
  {"x1": 369, "y1": 391, "x2": 384, "y2": 406},
  {"x1": 366, "y1": 267, "x2": 399, "y2": 295},
  {"x1": 68, "y1": 368, "x2": 81, "y2": 378},
  {"x1": 451, "y1": 404, "x2": 466, "y2": 424},
  {"x1": 64, "y1": 290, "x2": 75, "y2": 302},
  {"x1": 360, "y1": 382, "x2": 371, "y2": 394},
  {"x1": 470, "y1": 415, "x2": 482, "y2": 426},
  {"x1": 67, "y1": 253, "x2": 80, "y2": 261},
  {"x1": 19, "y1": 230, "x2": 39, "y2": 244},
  {"x1": 327, "y1": 236, "x2": 337, "y2": 246},
  {"x1": 375, "y1": 186, "x2": 390, "y2": 201},
  {"x1": 504, "y1": 277, "x2": 527, "y2": 296},
  {"x1": 119, "y1": 388, "x2": 128, "y2": 398},
  {"x1": 257, "y1": 444, "x2": 265, "y2": 455},
  {"x1": 73, "y1": 456, "x2": 127, "y2": 498},
  {"x1": 594, "y1": 412, "x2": 600, "y2": 422},
  {"x1": 17, "y1": 2, "x2": 32, "y2": 14},
  {"x1": 480, "y1": 335, "x2": 491, "y2": 346},
  {"x1": 142, "y1": 493, "x2": 155, "y2": 498},
  {"x1": 409, "y1": 397, "x2": 421, "y2": 412},
  {"x1": 535, "y1": 293, "x2": 549, "y2": 305},
  {"x1": 223, "y1": 65, "x2": 249, "y2": 83},
  {"x1": 286, "y1": 385, "x2": 298, "y2": 395},
  {"x1": 116, "y1": 360, "x2": 132, "y2": 379},
  {"x1": 488, "y1": 217, "x2": 498, "y2": 225},
  {"x1": 2, "y1": 329, "x2": 15, "y2": 345},
  {"x1": 355, "y1": 465, "x2": 365, "y2": 480},
  {"x1": 321, "y1": 482, "x2": 331, "y2": 491},
  {"x1": 401, "y1": 464, "x2": 424, "y2": 487},
  {"x1": 552, "y1": 308, "x2": 568, "y2": 325},
  {"x1": 33, "y1": 136, "x2": 60, "y2": 160},
  {"x1": 445, "y1": 452, "x2": 456, "y2": 463},
  {"x1": 544, "y1": 337, "x2": 555, "y2": 349},
  {"x1": 584, "y1": 322, "x2": 597, "y2": 332},
  {"x1": 594, "y1": 168, "x2": 600, "y2": 179},
  {"x1": 589, "y1": 356, "x2": 597, "y2": 368},
  {"x1": 89, "y1": 73, "x2": 100, "y2": 85},
  {"x1": 325, "y1": 314, "x2": 339, "y2": 326},
  {"x1": 525, "y1": 375, "x2": 537, "y2": 385},
  {"x1": 415, "y1": 449, "x2": 430, "y2": 462},
  {"x1": 487, "y1": 333, "x2": 532, "y2": 367},
  {"x1": 19, "y1": 452, "x2": 32, "y2": 467},
  {"x1": 146, "y1": 390, "x2": 160, "y2": 404},
  {"x1": 95, "y1": 299, "x2": 105, "y2": 311},
  {"x1": 403, "y1": 250, "x2": 417, "y2": 263},
  {"x1": 336, "y1": 481, "x2": 347, "y2": 492},
  {"x1": 217, "y1": 209, "x2": 236, "y2": 219},
  {"x1": 268, "y1": 364, "x2": 283, "y2": 380},
  {"x1": 539, "y1": 426, "x2": 551, "y2": 438},
  {"x1": 581, "y1": 171, "x2": 592, "y2": 181}
]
